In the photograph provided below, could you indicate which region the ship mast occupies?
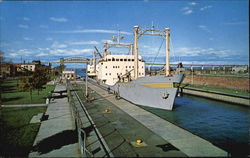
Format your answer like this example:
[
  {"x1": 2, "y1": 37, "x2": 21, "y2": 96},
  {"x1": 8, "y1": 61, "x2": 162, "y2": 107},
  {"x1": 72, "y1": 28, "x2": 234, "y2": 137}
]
[
  {"x1": 165, "y1": 28, "x2": 170, "y2": 76},
  {"x1": 103, "y1": 30, "x2": 134, "y2": 55},
  {"x1": 133, "y1": 25, "x2": 170, "y2": 79}
]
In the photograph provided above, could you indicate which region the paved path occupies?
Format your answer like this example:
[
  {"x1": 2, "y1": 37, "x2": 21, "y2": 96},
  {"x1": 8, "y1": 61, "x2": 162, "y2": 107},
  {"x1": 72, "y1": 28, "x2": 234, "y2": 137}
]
[
  {"x1": 29, "y1": 84, "x2": 80, "y2": 157},
  {"x1": 88, "y1": 82, "x2": 228, "y2": 157}
]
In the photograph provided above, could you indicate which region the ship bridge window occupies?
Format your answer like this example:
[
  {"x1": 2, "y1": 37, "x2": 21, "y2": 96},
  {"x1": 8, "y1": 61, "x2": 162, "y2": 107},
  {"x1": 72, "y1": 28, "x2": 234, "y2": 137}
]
[
  {"x1": 128, "y1": 59, "x2": 131, "y2": 61},
  {"x1": 124, "y1": 59, "x2": 127, "y2": 61},
  {"x1": 120, "y1": 59, "x2": 123, "y2": 61},
  {"x1": 112, "y1": 58, "x2": 115, "y2": 61},
  {"x1": 139, "y1": 59, "x2": 142, "y2": 61},
  {"x1": 132, "y1": 59, "x2": 134, "y2": 61},
  {"x1": 116, "y1": 59, "x2": 119, "y2": 61},
  {"x1": 108, "y1": 59, "x2": 111, "y2": 61}
]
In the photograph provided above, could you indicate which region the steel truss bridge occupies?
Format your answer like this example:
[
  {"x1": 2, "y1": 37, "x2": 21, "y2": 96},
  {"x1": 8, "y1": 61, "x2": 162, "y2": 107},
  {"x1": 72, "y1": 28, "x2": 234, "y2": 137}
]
[{"x1": 43, "y1": 56, "x2": 248, "y2": 69}]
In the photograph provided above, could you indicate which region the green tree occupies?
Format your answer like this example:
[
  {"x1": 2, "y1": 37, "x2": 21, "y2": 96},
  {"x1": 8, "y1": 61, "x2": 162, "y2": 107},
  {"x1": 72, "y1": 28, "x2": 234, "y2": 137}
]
[
  {"x1": 32, "y1": 66, "x2": 50, "y2": 95},
  {"x1": 18, "y1": 76, "x2": 34, "y2": 101}
]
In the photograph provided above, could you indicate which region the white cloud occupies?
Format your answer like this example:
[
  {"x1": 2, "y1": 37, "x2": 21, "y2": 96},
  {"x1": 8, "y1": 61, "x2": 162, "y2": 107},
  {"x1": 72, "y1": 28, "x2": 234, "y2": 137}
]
[
  {"x1": 24, "y1": 37, "x2": 33, "y2": 41},
  {"x1": 175, "y1": 47, "x2": 232, "y2": 57},
  {"x1": 40, "y1": 25, "x2": 49, "y2": 29},
  {"x1": 182, "y1": 7, "x2": 193, "y2": 15},
  {"x1": 46, "y1": 37, "x2": 53, "y2": 41},
  {"x1": 17, "y1": 49, "x2": 32, "y2": 56},
  {"x1": 69, "y1": 41, "x2": 99, "y2": 45},
  {"x1": 9, "y1": 53, "x2": 18, "y2": 57},
  {"x1": 36, "y1": 52, "x2": 48, "y2": 57},
  {"x1": 200, "y1": 5, "x2": 212, "y2": 11},
  {"x1": 18, "y1": 24, "x2": 29, "y2": 29},
  {"x1": 198, "y1": 25, "x2": 211, "y2": 33},
  {"x1": 184, "y1": 10, "x2": 193, "y2": 15},
  {"x1": 23, "y1": 17, "x2": 30, "y2": 21},
  {"x1": 101, "y1": 39, "x2": 114, "y2": 44},
  {"x1": 49, "y1": 48, "x2": 93, "y2": 56},
  {"x1": 50, "y1": 17, "x2": 68, "y2": 22},
  {"x1": 53, "y1": 29, "x2": 132, "y2": 35},
  {"x1": 189, "y1": 2, "x2": 197, "y2": 6},
  {"x1": 51, "y1": 41, "x2": 67, "y2": 49},
  {"x1": 222, "y1": 21, "x2": 246, "y2": 25}
]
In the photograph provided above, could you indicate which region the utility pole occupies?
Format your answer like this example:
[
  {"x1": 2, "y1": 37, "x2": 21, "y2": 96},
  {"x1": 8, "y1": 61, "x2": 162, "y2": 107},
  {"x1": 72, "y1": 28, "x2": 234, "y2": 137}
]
[
  {"x1": 85, "y1": 62, "x2": 88, "y2": 98},
  {"x1": 133, "y1": 26, "x2": 139, "y2": 80}
]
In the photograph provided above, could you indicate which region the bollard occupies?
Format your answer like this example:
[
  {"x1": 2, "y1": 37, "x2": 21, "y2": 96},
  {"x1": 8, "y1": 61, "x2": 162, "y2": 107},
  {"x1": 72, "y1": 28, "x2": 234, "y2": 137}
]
[{"x1": 46, "y1": 98, "x2": 50, "y2": 105}]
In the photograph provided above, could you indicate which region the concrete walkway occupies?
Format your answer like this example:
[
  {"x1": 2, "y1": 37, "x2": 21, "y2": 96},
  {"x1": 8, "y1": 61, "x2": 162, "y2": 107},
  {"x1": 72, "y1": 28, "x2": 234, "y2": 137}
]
[
  {"x1": 88, "y1": 82, "x2": 228, "y2": 157},
  {"x1": 1, "y1": 104, "x2": 47, "y2": 108},
  {"x1": 29, "y1": 84, "x2": 80, "y2": 157}
]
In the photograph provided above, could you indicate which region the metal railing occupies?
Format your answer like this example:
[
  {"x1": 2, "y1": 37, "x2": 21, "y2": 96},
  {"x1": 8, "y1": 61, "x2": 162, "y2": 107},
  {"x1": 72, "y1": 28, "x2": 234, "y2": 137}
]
[{"x1": 66, "y1": 80, "x2": 112, "y2": 157}]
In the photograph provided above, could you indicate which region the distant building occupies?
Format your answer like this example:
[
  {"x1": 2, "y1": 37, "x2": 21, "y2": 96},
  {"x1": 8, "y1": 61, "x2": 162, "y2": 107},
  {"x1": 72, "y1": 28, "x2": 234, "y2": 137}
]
[
  {"x1": 62, "y1": 70, "x2": 76, "y2": 80},
  {"x1": 232, "y1": 65, "x2": 249, "y2": 73},
  {"x1": 17, "y1": 60, "x2": 44, "y2": 73},
  {"x1": 0, "y1": 63, "x2": 17, "y2": 78}
]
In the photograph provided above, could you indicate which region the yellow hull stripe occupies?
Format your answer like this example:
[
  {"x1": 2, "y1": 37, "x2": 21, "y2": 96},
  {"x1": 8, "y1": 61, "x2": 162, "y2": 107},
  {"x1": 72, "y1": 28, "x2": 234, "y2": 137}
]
[{"x1": 141, "y1": 83, "x2": 174, "y2": 88}]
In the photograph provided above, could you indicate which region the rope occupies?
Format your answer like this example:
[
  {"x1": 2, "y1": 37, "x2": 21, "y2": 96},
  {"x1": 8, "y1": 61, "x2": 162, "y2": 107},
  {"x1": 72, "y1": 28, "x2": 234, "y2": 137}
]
[{"x1": 150, "y1": 38, "x2": 165, "y2": 67}]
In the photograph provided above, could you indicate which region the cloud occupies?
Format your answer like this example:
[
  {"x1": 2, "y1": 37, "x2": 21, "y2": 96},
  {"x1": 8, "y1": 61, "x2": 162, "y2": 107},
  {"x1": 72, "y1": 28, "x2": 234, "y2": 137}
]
[
  {"x1": 24, "y1": 37, "x2": 32, "y2": 41},
  {"x1": 36, "y1": 52, "x2": 48, "y2": 57},
  {"x1": 222, "y1": 21, "x2": 246, "y2": 25},
  {"x1": 53, "y1": 29, "x2": 132, "y2": 35},
  {"x1": 18, "y1": 24, "x2": 29, "y2": 29},
  {"x1": 23, "y1": 17, "x2": 30, "y2": 21},
  {"x1": 9, "y1": 53, "x2": 18, "y2": 57},
  {"x1": 101, "y1": 39, "x2": 114, "y2": 44},
  {"x1": 49, "y1": 48, "x2": 93, "y2": 56},
  {"x1": 51, "y1": 41, "x2": 67, "y2": 49},
  {"x1": 40, "y1": 25, "x2": 48, "y2": 29},
  {"x1": 184, "y1": 10, "x2": 193, "y2": 15},
  {"x1": 200, "y1": 5, "x2": 212, "y2": 11},
  {"x1": 182, "y1": 7, "x2": 193, "y2": 15},
  {"x1": 17, "y1": 49, "x2": 32, "y2": 56},
  {"x1": 174, "y1": 47, "x2": 232, "y2": 58},
  {"x1": 189, "y1": 2, "x2": 197, "y2": 6},
  {"x1": 198, "y1": 25, "x2": 211, "y2": 33},
  {"x1": 68, "y1": 41, "x2": 99, "y2": 45},
  {"x1": 50, "y1": 17, "x2": 68, "y2": 22},
  {"x1": 46, "y1": 37, "x2": 53, "y2": 41}
]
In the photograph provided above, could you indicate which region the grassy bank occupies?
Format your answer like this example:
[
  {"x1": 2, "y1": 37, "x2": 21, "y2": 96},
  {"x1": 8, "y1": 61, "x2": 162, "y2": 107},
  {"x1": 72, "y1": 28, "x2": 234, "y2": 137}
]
[
  {"x1": 1, "y1": 79, "x2": 55, "y2": 105},
  {"x1": 0, "y1": 106, "x2": 47, "y2": 156},
  {"x1": 182, "y1": 84, "x2": 249, "y2": 97}
]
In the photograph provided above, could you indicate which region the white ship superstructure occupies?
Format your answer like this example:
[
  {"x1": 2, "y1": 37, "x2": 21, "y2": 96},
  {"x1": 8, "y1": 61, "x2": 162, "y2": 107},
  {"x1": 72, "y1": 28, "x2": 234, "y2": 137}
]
[
  {"x1": 88, "y1": 54, "x2": 145, "y2": 85},
  {"x1": 87, "y1": 25, "x2": 185, "y2": 110}
]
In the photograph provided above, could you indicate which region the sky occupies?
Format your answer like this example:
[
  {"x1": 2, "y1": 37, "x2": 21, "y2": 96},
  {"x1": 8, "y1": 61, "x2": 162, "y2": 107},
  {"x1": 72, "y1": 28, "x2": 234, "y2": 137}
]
[{"x1": 0, "y1": 0, "x2": 249, "y2": 67}]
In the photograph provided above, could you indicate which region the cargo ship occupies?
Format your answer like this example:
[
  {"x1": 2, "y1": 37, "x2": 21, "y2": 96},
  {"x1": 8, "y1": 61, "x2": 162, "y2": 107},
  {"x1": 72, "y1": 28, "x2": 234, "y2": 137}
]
[{"x1": 87, "y1": 26, "x2": 185, "y2": 110}]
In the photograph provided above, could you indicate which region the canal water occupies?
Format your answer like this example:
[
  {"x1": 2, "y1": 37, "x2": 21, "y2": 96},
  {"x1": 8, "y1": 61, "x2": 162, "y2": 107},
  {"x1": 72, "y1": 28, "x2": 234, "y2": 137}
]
[
  {"x1": 76, "y1": 69, "x2": 249, "y2": 156},
  {"x1": 140, "y1": 95, "x2": 250, "y2": 157}
]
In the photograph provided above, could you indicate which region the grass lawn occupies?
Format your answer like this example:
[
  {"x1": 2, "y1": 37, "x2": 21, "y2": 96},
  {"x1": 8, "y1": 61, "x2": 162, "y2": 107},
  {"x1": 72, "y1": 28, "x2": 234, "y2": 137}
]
[
  {"x1": 1, "y1": 79, "x2": 55, "y2": 105},
  {"x1": 183, "y1": 84, "x2": 249, "y2": 97},
  {"x1": 0, "y1": 106, "x2": 47, "y2": 156}
]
